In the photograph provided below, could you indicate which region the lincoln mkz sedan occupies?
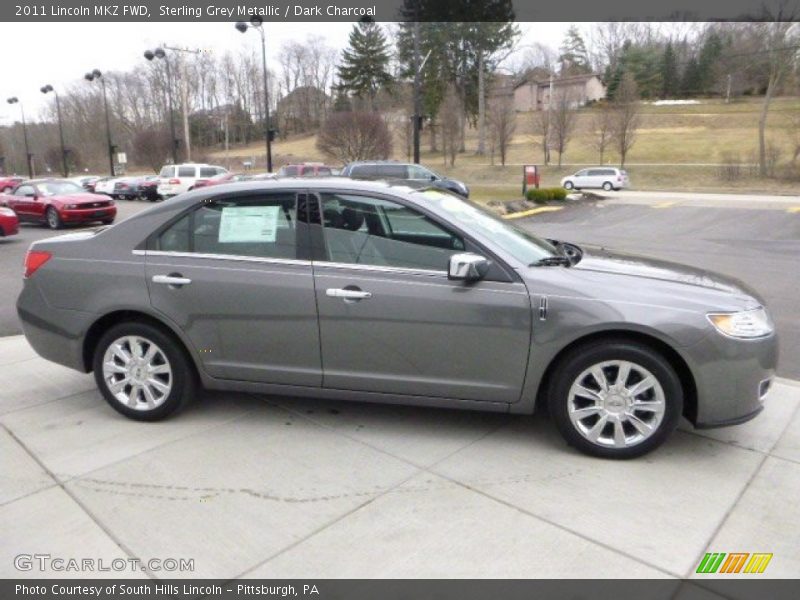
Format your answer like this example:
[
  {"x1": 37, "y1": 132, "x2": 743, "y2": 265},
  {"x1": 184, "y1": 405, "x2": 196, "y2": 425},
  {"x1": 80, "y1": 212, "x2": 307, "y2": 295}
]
[{"x1": 17, "y1": 179, "x2": 777, "y2": 458}]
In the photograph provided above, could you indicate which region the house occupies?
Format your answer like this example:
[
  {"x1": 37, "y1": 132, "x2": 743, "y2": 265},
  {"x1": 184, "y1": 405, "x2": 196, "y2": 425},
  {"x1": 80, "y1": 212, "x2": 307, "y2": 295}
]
[
  {"x1": 276, "y1": 86, "x2": 330, "y2": 134},
  {"x1": 513, "y1": 72, "x2": 606, "y2": 111}
]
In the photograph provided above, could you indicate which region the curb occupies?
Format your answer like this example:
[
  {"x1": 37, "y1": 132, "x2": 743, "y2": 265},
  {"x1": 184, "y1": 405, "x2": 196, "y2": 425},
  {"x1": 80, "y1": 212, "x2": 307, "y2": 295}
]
[{"x1": 502, "y1": 206, "x2": 564, "y2": 220}]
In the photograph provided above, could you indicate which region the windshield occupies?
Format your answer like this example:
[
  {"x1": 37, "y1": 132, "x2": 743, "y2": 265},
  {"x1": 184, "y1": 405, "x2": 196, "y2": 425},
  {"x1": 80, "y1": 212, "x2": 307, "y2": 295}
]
[
  {"x1": 416, "y1": 190, "x2": 557, "y2": 264},
  {"x1": 37, "y1": 181, "x2": 84, "y2": 196}
]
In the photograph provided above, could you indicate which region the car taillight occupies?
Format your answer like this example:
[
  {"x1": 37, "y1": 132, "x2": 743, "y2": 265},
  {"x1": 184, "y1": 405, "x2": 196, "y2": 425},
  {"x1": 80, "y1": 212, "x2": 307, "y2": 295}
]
[
  {"x1": 24, "y1": 250, "x2": 52, "y2": 278},
  {"x1": 169, "y1": 178, "x2": 180, "y2": 185}
]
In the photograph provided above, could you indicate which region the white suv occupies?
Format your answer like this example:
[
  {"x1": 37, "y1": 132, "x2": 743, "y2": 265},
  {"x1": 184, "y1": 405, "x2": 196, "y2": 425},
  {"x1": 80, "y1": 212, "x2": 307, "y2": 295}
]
[
  {"x1": 157, "y1": 164, "x2": 228, "y2": 198},
  {"x1": 561, "y1": 167, "x2": 629, "y2": 191}
]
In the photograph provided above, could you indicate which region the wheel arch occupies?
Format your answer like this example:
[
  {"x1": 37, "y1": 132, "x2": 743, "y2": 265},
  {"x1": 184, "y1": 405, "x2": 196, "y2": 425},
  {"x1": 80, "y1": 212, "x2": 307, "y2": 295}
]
[
  {"x1": 82, "y1": 309, "x2": 201, "y2": 378},
  {"x1": 535, "y1": 329, "x2": 698, "y2": 424}
]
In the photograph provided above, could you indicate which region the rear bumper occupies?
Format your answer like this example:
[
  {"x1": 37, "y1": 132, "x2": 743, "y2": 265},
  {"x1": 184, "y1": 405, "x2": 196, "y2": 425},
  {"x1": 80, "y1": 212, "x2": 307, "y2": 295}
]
[
  {"x1": 688, "y1": 330, "x2": 778, "y2": 428},
  {"x1": 17, "y1": 281, "x2": 92, "y2": 372}
]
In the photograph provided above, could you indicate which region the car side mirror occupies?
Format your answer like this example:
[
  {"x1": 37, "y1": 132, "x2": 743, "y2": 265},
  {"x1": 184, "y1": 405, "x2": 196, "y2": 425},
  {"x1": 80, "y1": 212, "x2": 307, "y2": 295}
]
[
  {"x1": 448, "y1": 253, "x2": 489, "y2": 282},
  {"x1": 430, "y1": 174, "x2": 437, "y2": 181}
]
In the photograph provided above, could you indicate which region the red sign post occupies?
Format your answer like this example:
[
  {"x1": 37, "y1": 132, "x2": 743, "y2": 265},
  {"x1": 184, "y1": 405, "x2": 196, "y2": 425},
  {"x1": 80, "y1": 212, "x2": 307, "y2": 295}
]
[{"x1": 522, "y1": 165, "x2": 539, "y2": 195}]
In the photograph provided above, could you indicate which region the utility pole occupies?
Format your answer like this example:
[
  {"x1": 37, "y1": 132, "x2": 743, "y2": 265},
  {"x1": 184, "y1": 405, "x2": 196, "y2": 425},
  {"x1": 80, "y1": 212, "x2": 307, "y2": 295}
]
[
  {"x1": 725, "y1": 73, "x2": 732, "y2": 104},
  {"x1": 412, "y1": 20, "x2": 422, "y2": 164},
  {"x1": 164, "y1": 45, "x2": 203, "y2": 162}
]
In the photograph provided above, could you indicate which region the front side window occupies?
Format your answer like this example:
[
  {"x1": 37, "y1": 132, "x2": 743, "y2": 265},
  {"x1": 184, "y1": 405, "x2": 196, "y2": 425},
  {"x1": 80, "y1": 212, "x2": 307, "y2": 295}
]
[
  {"x1": 178, "y1": 166, "x2": 196, "y2": 178},
  {"x1": 159, "y1": 166, "x2": 175, "y2": 178},
  {"x1": 199, "y1": 167, "x2": 217, "y2": 178},
  {"x1": 16, "y1": 185, "x2": 35, "y2": 197},
  {"x1": 157, "y1": 193, "x2": 298, "y2": 259},
  {"x1": 407, "y1": 165, "x2": 434, "y2": 180},
  {"x1": 320, "y1": 193, "x2": 465, "y2": 271}
]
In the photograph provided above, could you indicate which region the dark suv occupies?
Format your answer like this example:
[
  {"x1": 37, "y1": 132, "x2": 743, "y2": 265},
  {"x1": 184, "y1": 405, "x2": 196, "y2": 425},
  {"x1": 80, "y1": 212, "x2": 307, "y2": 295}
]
[{"x1": 341, "y1": 161, "x2": 469, "y2": 198}]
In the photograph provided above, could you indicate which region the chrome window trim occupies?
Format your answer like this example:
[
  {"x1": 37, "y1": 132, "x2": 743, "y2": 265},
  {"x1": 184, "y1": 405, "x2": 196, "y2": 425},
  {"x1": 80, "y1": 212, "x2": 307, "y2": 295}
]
[
  {"x1": 311, "y1": 260, "x2": 446, "y2": 278},
  {"x1": 133, "y1": 249, "x2": 311, "y2": 267}
]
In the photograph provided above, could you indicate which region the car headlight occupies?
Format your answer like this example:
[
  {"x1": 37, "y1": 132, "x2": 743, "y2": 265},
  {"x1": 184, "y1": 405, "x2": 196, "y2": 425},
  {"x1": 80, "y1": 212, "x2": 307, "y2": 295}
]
[
  {"x1": 65, "y1": 204, "x2": 78, "y2": 209},
  {"x1": 0, "y1": 207, "x2": 14, "y2": 216},
  {"x1": 707, "y1": 308, "x2": 773, "y2": 339}
]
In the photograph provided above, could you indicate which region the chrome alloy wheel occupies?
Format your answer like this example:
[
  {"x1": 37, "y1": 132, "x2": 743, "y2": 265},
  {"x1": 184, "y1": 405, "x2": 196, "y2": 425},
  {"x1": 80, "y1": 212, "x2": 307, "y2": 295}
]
[
  {"x1": 102, "y1": 335, "x2": 172, "y2": 411},
  {"x1": 567, "y1": 360, "x2": 666, "y2": 448}
]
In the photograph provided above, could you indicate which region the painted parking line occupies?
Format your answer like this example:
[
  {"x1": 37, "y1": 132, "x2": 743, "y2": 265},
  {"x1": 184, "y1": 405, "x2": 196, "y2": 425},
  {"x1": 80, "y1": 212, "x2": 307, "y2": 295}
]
[
  {"x1": 652, "y1": 201, "x2": 679, "y2": 209},
  {"x1": 788, "y1": 207, "x2": 800, "y2": 214},
  {"x1": 502, "y1": 206, "x2": 564, "y2": 220}
]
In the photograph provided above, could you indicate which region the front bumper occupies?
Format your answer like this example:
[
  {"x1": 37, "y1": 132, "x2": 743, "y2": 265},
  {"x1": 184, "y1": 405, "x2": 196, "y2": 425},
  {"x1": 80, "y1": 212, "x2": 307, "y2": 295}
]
[
  {"x1": 60, "y1": 207, "x2": 116, "y2": 222},
  {"x1": 687, "y1": 329, "x2": 778, "y2": 428}
]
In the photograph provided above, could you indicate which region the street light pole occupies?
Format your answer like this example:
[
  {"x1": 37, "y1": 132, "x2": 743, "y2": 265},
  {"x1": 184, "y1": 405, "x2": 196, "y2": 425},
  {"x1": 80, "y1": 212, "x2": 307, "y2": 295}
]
[
  {"x1": 144, "y1": 48, "x2": 179, "y2": 164},
  {"x1": 236, "y1": 17, "x2": 273, "y2": 172},
  {"x1": 41, "y1": 85, "x2": 68, "y2": 177},
  {"x1": 6, "y1": 97, "x2": 33, "y2": 178},
  {"x1": 85, "y1": 69, "x2": 115, "y2": 176}
]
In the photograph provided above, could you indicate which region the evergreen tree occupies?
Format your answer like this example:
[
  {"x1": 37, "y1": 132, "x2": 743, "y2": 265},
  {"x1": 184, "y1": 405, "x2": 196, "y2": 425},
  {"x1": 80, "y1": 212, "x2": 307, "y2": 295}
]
[
  {"x1": 337, "y1": 19, "x2": 393, "y2": 109},
  {"x1": 698, "y1": 32, "x2": 723, "y2": 95},
  {"x1": 681, "y1": 57, "x2": 703, "y2": 97},
  {"x1": 661, "y1": 41, "x2": 679, "y2": 98},
  {"x1": 558, "y1": 26, "x2": 592, "y2": 75}
]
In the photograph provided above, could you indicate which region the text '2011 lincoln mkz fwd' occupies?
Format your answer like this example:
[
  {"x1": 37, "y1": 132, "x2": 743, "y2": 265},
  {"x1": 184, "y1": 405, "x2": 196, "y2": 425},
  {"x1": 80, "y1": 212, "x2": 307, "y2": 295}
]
[{"x1": 17, "y1": 179, "x2": 777, "y2": 458}]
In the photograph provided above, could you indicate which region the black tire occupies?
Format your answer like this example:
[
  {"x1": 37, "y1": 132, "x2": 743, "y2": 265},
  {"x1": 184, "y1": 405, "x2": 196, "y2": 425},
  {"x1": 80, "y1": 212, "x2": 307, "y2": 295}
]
[
  {"x1": 547, "y1": 340, "x2": 683, "y2": 459},
  {"x1": 46, "y1": 207, "x2": 62, "y2": 230},
  {"x1": 602, "y1": 182, "x2": 613, "y2": 191},
  {"x1": 564, "y1": 181, "x2": 574, "y2": 190},
  {"x1": 92, "y1": 321, "x2": 196, "y2": 421},
  {"x1": 101, "y1": 219, "x2": 114, "y2": 225}
]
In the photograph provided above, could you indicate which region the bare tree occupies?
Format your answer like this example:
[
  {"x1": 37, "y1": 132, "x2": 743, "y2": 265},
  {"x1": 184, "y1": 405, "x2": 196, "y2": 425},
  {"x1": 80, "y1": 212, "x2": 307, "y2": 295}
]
[
  {"x1": 609, "y1": 72, "x2": 640, "y2": 168},
  {"x1": 591, "y1": 104, "x2": 614, "y2": 164},
  {"x1": 550, "y1": 89, "x2": 578, "y2": 167},
  {"x1": 132, "y1": 127, "x2": 172, "y2": 172},
  {"x1": 530, "y1": 109, "x2": 551, "y2": 166},
  {"x1": 316, "y1": 111, "x2": 392, "y2": 163},
  {"x1": 789, "y1": 110, "x2": 800, "y2": 164},
  {"x1": 755, "y1": 20, "x2": 798, "y2": 177},
  {"x1": 440, "y1": 86, "x2": 462, "y2": 167},
  {"x1": 487, "y1": 96, "x2": 516, "y2": 166}
]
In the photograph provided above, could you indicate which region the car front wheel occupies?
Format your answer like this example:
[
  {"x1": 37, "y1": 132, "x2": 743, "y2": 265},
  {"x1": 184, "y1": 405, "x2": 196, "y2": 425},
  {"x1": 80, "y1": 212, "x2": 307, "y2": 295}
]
[
  {"x1": 46, "y1": 207, "x2": 62, "y2": 229},
  {"x1": 93, "y1": 322, "x2": 195, "y2": 421},
  {"x1": 602, "y1": 182, "x2": 614, "y2": 191},
  {"x1": 548, "y1": 340, "x2": 683, "y2": 459}
]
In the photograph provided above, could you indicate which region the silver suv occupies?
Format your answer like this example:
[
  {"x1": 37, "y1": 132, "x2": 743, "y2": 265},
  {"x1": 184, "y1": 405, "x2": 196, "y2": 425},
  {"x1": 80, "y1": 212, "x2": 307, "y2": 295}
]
[{"x1": 17, "y1": 179, "x2": 776, "y2": 458}]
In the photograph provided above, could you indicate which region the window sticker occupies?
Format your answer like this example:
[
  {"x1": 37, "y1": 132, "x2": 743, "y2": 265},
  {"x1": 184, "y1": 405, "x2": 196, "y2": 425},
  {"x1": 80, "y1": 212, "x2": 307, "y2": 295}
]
[{"x1": 218, "y1": 205, "x2": 280, "y2": 243}]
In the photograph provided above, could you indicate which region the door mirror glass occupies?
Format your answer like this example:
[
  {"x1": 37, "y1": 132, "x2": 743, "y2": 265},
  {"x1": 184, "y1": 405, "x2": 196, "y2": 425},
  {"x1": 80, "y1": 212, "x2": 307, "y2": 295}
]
[{"x1": 448, "y1": 253, "x2": 489, "y2": 282}]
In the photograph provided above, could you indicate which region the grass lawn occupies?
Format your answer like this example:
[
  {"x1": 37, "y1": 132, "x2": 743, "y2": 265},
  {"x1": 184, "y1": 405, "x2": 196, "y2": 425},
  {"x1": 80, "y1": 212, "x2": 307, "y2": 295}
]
[{"x1": 207, "y1": 96, "x2": 800, "y2": 199}]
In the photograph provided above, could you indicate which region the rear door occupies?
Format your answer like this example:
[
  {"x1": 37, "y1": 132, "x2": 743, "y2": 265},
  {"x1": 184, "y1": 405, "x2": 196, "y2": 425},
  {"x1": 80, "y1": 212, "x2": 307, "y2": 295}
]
[
  {"x1": 309, "y1": 190, "x2": 532, "y2": 403},
  {"x1": 145, "y1": 190, "x2": 321, "y2": 386}
]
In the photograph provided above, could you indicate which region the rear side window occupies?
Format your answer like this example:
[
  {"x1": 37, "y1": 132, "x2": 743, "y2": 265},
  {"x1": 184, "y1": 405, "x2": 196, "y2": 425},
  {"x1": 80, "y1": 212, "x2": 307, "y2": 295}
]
[
  {"x1": 159, "y1": 166, "x2": 175, "y2": 178},
  {"x1": 282, "y1": 166, "x2": 299, "y2": 176},
  {"x1": 376, "y1": 165, "x2": 408, "y2": 179},
  {"x1": 178, "y1": 166, "x2": 196, "y2": 178},
  {"x1": 315, "y1": 167, "x2": 332, "y2": 176},
  {"x1": 349, "y1": 165, "x2": 376, "y2": 178},
  {"x1": 199, "y1": 168, "x2": 217, "y2": 178},
  {"x1": 157, "y1": 193, "x2": 298, "y2": 259}
]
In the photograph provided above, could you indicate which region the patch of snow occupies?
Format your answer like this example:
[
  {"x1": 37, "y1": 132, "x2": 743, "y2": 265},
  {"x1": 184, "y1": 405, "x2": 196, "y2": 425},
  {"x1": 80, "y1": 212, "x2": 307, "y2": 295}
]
[{"x1": 650, "y1": 99, "x2": 701, "y2": 106}]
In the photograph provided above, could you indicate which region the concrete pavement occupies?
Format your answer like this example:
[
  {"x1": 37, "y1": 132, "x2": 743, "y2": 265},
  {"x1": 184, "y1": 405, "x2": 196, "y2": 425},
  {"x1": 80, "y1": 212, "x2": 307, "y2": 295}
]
[{"x1": 2, "y1": 335, "x2": 799, "y2": 580}]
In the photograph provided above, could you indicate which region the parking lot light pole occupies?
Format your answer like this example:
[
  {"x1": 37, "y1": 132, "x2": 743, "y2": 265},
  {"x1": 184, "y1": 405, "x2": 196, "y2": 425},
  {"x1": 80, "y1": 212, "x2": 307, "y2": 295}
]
[
  {"x1": 40, "y1": 85, "x2": 69, "y2": 177},
  {"x1": 84, "y1": 69, "x2": 115, "y2": 176},
  {"x1": 236, "y1": 17, "x2": 273, "y2": 172},
  {"x1": 6, "y1": 97, "x2": 33, "y2": 178},
  {"x1": 144, "y1": 48, "x2": 179, "y2": 165}
]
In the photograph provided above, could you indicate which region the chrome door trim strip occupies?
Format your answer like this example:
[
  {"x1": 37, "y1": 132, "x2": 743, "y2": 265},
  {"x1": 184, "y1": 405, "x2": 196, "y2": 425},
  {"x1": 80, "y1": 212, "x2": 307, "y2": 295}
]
[{"x1": 132, "y1": 249, "x2": 311, "y2": 267}]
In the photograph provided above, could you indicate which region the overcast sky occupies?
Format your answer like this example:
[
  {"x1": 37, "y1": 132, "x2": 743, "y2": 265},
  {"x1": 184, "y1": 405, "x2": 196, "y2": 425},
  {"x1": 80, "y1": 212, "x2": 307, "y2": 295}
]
[{"x1": 0, "y1": 21, "x2": 571, "y2": 122}]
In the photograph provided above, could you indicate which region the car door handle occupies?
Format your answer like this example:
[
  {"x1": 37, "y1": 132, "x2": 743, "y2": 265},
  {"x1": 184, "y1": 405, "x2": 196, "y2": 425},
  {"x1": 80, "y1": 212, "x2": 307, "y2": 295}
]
[
  {"x1": 152, "y1": 275, "x2": 192, "y2": 286},
  {"x1": 326, "y1": 288, "x2": 372, "y2": 300}
]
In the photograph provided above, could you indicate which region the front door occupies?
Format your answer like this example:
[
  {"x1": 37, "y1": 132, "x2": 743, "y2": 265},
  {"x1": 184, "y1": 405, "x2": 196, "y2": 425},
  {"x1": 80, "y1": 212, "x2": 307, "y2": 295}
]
[
  {"x1": 311, "y1": 190, "x2": 531, "y2": 404},
  {"x1": 145, "y1": 190, "x2": 321, "y2": 386}
]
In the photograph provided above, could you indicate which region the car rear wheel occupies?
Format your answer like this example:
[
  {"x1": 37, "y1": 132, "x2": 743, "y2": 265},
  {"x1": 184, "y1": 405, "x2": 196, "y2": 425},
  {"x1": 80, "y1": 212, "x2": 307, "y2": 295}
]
[
  {"x1": 548, "y1": 340, "x2": 683, "y2": 459},
  {"x1": 93, "y1": 322, "x2": 195, "y2": 421},
  {"x1": 602, "y1": 182, "x2": 613, "y2": 191},
  {"x1": 564, "y1": 181, "x2": 574, "y2": 190},
  {"x1": 46, "y1": 207, "x2": 62, "y2": 230}
]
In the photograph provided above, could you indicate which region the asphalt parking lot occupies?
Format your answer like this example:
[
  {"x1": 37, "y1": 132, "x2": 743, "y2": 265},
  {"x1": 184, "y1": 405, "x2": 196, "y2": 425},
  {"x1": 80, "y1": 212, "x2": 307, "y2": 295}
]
[{"x1": 1, "y1": 191, "x2": 799, "y2": 581}]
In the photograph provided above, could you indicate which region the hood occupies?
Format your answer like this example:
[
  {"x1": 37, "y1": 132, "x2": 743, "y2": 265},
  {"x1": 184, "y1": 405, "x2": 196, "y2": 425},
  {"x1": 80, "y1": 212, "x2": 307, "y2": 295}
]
[
  {"x1": 53, "y1": 193, "x2": 113, "y2": 205},
  {"x1": 573, "y1": 244, "x2": 762, "y2": 301}
]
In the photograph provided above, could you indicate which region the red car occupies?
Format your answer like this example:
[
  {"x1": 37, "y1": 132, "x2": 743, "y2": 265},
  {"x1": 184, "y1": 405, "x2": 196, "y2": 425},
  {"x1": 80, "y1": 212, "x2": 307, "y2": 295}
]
[
  {"x1": 277, "y1": 163, "x2": 335, "y2": 177},
  {"x1": 0, "y1": 176, "x2": 25, "y2": 193},
  {"x1": 0, "y1": 179, "x2": 116, "y2": 230},
  {"x1": 188, "y1": 172, "x2": 258, "y2": 190},
  {"x1": 0, "y1": 206, "x2": 19, "y2": 237}
]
